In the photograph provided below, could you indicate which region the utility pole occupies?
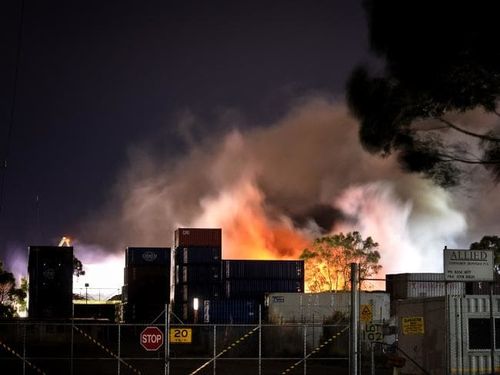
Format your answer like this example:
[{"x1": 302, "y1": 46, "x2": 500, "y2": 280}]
[{"x1": 350, "y1": 263, "x2": 360, "y2": 375}]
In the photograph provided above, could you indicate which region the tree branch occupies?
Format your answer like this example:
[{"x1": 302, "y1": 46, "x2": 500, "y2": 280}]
[
  {"x1": 438, "y1": 118, "x2": 500, "y2": 142},
  {"x1": 437, "y1": 152, "x2": 500, "y2": 165}
]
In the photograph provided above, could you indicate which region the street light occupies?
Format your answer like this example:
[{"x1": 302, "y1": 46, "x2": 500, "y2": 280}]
[{"x1": 193, "y1": 298, "x2": 199, "y2": 323}]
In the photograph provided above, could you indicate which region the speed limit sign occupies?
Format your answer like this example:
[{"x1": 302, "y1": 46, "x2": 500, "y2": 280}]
[{"x1": 365, "y1": 323, "x2": 383, "y2": 342}]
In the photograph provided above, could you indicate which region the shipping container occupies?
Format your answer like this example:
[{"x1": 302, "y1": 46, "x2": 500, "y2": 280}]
[
  {"x1": 125, "y1": 247, "x2": 170, "y2": 267},
  {"x1": 124, "y1": 265, "x2": 170, "y2": 283},
  {"x1": 203, "y1": 299, "x2": 259, "y2": 324},
  {"x1": 225, "y1": 279, "x2": 303, "y2": 299},
  {"x1": 175, "y1": 228, "x2": 222, "y2": 247},
  {"x1": 266, "y1": 292, "x2": 390, "y2": 323},
  {"x1": 123, "y1": 265, "x2": 170, "y2": 304},
  {"x1": 174, "y1": 246, "x2": 222, "y2": 264},
  {"x1": 176, "y1": 283, "x2": 223, "y2": 303},
  {"x1": 223, "y1": 260, "x2": 304, "y2": 280},
  {"x1": 179, "y1": 264, "x2": 221, "y2": 284},
  {"x1": 28, "y1": 246, "x2": 73, "y2": 319},
  {"x1": 386, "y1": 273, "x2": 465, "y2": 300}
]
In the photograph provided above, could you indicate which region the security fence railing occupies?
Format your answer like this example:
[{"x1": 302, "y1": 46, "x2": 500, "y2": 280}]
[{"x1": 0, "y1": 320, "x2": 375, "y2": 375}]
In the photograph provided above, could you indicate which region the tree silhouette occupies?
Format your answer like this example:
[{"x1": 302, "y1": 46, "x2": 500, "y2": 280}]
[{"x1": 347, "y1": 0, "x2": 500, "y2": 187}]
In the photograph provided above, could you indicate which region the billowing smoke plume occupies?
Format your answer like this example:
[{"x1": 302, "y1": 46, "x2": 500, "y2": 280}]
[{"x1": 80, "y1": 97, "x2": 469, "y2": 276}]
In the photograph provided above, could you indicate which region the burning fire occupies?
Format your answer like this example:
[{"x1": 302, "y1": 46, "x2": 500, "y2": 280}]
[{"x1": 195, "y1": 179, "x2": 311, "y2": 260}]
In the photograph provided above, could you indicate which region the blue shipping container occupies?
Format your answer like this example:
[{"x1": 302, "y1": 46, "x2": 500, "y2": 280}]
[
  {"x1": 176, "y1": 283, "x2": 223, "y2": 303},
  {"x1": 179, "y1": 264, "x2": 221, "y2": 283},
  {"x1": 174, "y1": 246, "x2": 222, "y2": 264},
  {"x1": 203, "y1": 299, "x2": 258, "y2": 324},
  {"x1": 223, "y1": 260, "x2": 304, "y2": 279},
  {"x1": 126, "y1": 247, "x2": 171, "y2": 266}
]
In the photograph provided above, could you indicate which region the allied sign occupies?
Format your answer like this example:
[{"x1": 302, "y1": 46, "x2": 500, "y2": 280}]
[
  {"x1": 169, "y1": 328, "x2": 192, "y2": 344},
  {"x1": 365, "y1": 323, "x2": 383, "y2": 342},
  {"x1": 444, "y1": 249, "x2": 494, "y2": 281},
  {"x1": 140, "y1": 326, "x2": 164, "y2": 351},
  {"x1": 402, "y1": 317, "x2": 424, "y2": 335},
  {"x1": 360, "y1": 304, "x2": 373, "y2": 323}
]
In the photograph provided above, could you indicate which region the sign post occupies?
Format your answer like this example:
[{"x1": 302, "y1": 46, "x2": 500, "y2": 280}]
[{"x1": 140, "y1": 326, "x2": 164, "y2": 351}]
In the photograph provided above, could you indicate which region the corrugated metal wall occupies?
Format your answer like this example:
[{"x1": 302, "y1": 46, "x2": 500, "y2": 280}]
[{"x1": 449, "y1": 295, "x2": 500, "y2": 375}]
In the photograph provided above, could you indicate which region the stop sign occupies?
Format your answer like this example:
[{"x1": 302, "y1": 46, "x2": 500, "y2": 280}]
[{"x1": 140, "y1": 326, "x2": 164, "y2": 351}]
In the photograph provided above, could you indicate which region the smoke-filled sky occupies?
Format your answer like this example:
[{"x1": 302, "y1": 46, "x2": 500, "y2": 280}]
[{"x1": 1, "y1": 1, "x2": 499, "y2": 287}]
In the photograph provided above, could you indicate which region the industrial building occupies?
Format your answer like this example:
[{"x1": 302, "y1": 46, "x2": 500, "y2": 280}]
[{"x1": 387, "y1": 273, "x2": 500, "y2": 375}]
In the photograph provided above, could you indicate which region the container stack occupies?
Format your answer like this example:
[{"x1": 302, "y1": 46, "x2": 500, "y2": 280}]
[
  {"x1": 173, "y1": 228, "x2": 222, "y2": 323},
  {"x1": 222, "y1": 260, "x2": 304, "y2": 303},
  {"x1": 122, "y1": 247, "x2": 171, "y2": 323},
  {"x1": 28, "y1": 246, "x2": 74, "y2": 320}
]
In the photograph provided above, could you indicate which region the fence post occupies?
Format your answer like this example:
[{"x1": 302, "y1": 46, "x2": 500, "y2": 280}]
[
  {"x1": 23, "y1": 322, "x2": 26, "y2": 375},
  {"x1": 166, "y1": 304, "x2": 170, "y2": 375},
  {"x1": 117, "y1": 323, "x2": 121, "y2": 375},
  {"x1": 259, "y1": 304, "x2": 262, "y2": 375},
  {"x1": 213, "y1": 324, "x2": 216, "y2": 375},
  {"x1": 350, "y1": 263, "x2": 359, "y2": 375},
  {"x1": 71, "y1": 305, "x2": 74, "y2": 375},
  {"x1": 303, "y1": 323, "x2": 307, "y2": 375}
]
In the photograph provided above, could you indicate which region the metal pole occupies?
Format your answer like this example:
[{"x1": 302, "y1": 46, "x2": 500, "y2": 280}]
[
  {"x1": 117, "y1": 323, "x2": 121, "y2": 375},
  {"x1": 259, "y1": 304, "x2": 262, "y2": 375},
  {"x1": 166, "y1": 304, "x2": 170, "y2": 375},
  {"x1": 213, "y1": 324, "x2": 216, "y2": 375},
  {"x1": 371, "y1": 342, "x2": 375, "y2": 375},
  {"x1": 490, "y1": 283, "x2": 495, "y2": 375},
  {"x1": 445, "y1": 281, "x2": 449, "y2": 375},
  {"x1": 350, "y1": 263, "x2": 359, "y2": 375},
  {"x1": 303, "y1": 323, "x2": 307, "y2": 375},
  {"x1": 22, "y1": 322, "x2": 26, "y2": 375},
  {"x1": 71, "y1": 303, "x2": 74, "y2": 375}
]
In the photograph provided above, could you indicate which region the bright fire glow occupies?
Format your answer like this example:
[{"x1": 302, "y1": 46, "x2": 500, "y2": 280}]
[{"x1": 194, "y1": 179, "x2": 311, "y2": 260}]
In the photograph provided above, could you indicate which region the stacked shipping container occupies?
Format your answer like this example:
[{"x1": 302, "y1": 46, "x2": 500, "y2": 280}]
[
  {"x1": 223, "y1": 260, "x2": 304, "y2": 300},
  {"x1": 122, "y1": 247, "x2": 171, "y2": 323},
  {"x1": 173, "y1": 228, "x2": 222, "y2": 322},
  {"x1": 28, "y1": 246, "x2": 74, "y2": 319}
]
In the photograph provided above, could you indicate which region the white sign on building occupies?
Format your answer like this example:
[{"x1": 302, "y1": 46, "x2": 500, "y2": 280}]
[{"x1": 444, "y1": 249, "x2": 494, "y2": 281}]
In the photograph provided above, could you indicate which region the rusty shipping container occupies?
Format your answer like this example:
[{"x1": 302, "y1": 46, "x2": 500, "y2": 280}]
[{"x1": 174, "y1": 228, "x2": 222, "y2": 248}]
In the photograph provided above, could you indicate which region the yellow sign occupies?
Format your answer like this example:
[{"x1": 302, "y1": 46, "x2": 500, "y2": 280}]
[
  {"x1": 360, "y1": 304, "x2": 373, "y2": 322},
  {"x1": 169, "y1": 328, "x2": 192, "y2": 343},
  {"x1": 402, "y1": 317, "x2": 424, "y2": 335}
]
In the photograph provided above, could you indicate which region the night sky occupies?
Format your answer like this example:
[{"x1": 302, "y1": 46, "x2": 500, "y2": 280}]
[{"x1": 0, "y1": 1, "x2": 369, "y2": 253}]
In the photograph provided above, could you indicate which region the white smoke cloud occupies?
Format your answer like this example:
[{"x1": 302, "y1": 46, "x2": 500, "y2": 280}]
[{"x1": 79, "y1": 96, "x2": 474, "y2": 282}]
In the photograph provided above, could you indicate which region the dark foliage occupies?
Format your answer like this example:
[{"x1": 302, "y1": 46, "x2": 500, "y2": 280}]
[
  {"x1": 347, "y1": 0, "x2": 500, "y2": 186},
  {"x1": 0, "y1": 261, "x2": 27, "y2": 318}
]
